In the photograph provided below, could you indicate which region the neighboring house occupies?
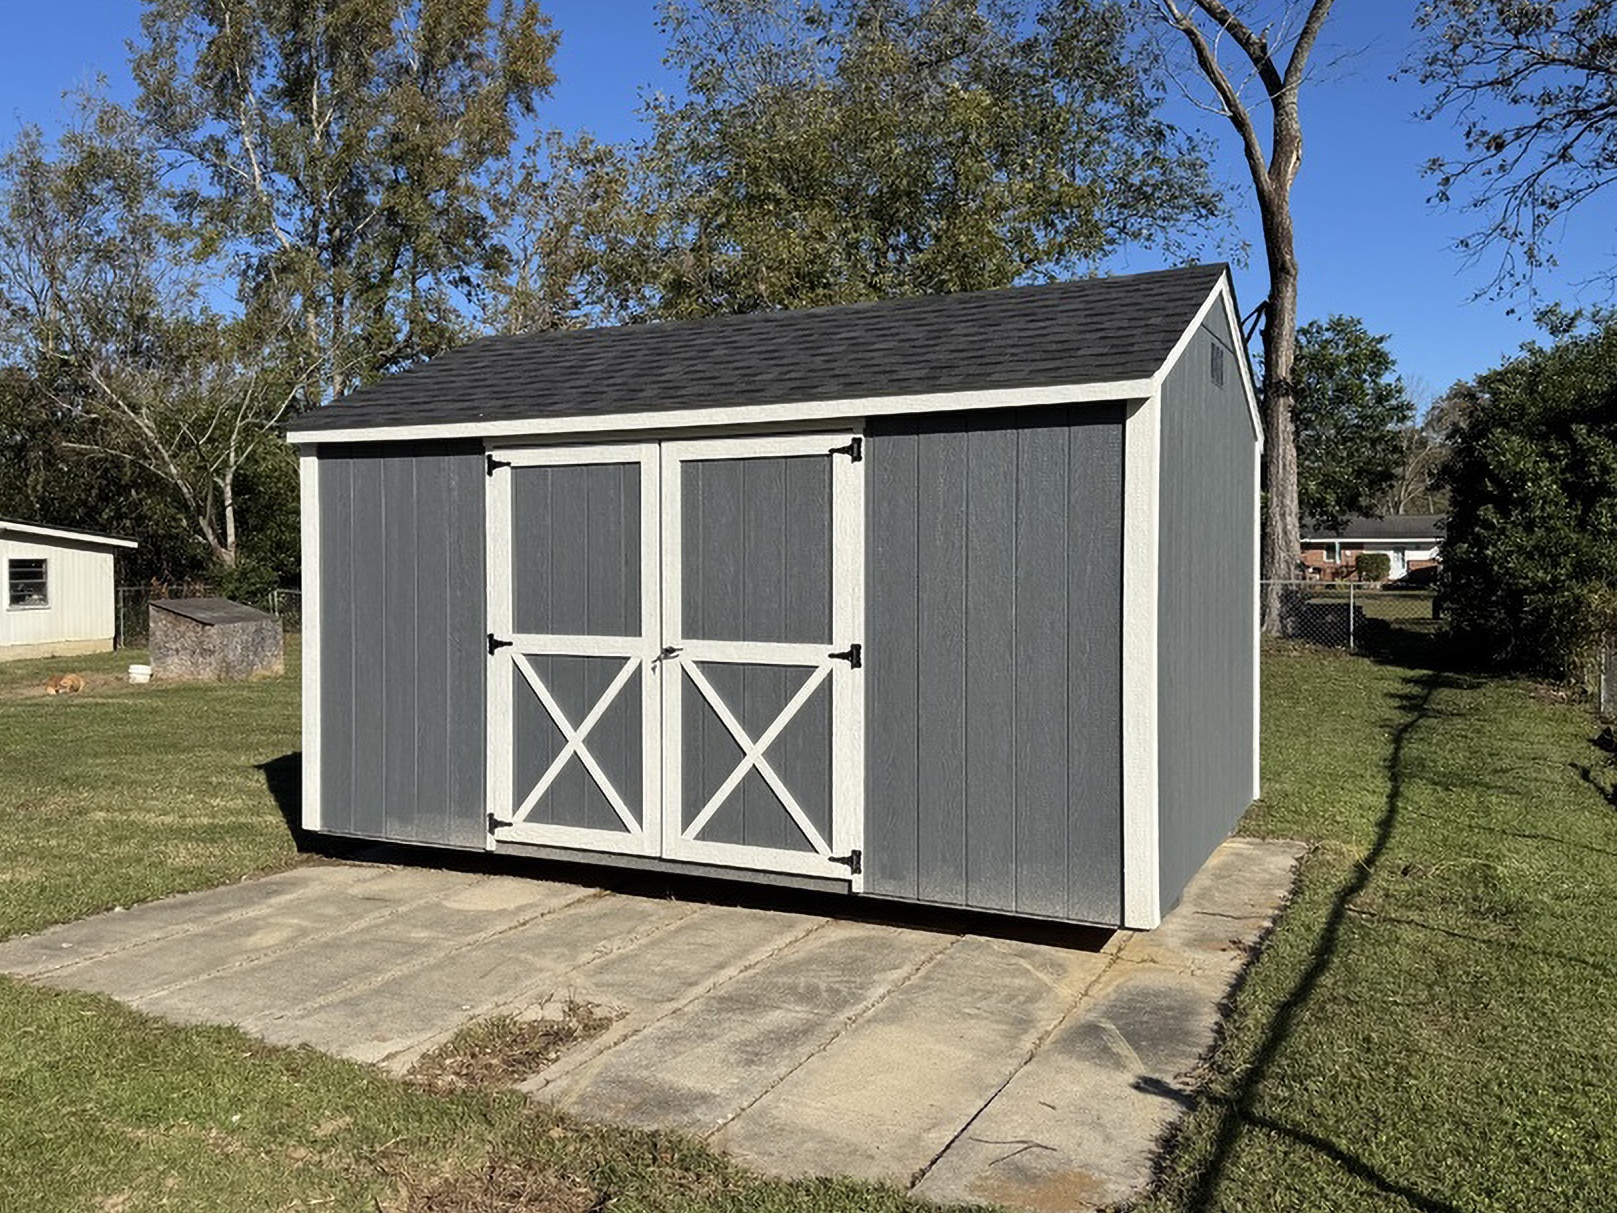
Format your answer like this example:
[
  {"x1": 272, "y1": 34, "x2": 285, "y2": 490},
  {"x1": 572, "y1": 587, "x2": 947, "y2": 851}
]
[
  {"x1": 0, "y1": 520, "x2": 138, "y2": 661},
  {"x1": 1300, "y1": 514, "x2": 1444, "y2": 581}
]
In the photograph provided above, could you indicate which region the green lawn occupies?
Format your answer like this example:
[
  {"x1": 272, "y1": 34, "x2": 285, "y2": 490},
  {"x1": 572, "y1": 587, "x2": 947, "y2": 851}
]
[{"x1": 1, "y1": 640, "x2": 1614, "y2": 1210}]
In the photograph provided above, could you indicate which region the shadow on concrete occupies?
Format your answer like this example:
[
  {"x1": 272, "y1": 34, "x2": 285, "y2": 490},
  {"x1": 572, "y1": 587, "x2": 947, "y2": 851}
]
[
  {"x1": 250, "y1": 754, "x2": 1112, "y2": 953},
  {"x1": 1174, "y1": 670, "x2": 1465, "y2": 1213}
]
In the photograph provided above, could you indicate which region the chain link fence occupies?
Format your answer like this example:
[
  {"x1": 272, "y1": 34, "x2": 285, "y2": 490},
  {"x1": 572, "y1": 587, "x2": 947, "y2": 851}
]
[
  {"x1": 115, "y1": 584, "x2": 303, "y2": 649},
  {"x1": 1263, "y1": 580, "x2": 1441, "y2": 653}
]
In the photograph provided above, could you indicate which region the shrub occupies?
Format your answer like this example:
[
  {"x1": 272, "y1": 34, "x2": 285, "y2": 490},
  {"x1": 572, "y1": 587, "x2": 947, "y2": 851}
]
[
  {"x1": 1441, "y1": 312, "x2": 1617, "y2": 677},
  {"x1": 1355, "y1": 552, "x2": 1392, "y2": 582}
]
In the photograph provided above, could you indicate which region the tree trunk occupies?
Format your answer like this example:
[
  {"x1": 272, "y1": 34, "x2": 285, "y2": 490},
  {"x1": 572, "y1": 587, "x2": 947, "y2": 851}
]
[{"x1": 1260, "y1": 225, "x2": 1302, "y2": 631}]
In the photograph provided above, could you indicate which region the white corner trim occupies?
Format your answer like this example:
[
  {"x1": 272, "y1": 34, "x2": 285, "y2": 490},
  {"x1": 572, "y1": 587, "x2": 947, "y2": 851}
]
[
  {"x1": 298, "y1": 449, "x2": 323, "y2": 832},
  {"x1": 1121, "y1": 393, "x2": 1162, "y2": 930},
  {"x1": 1149, "y1": 275, "x2": 1264, "y2": 449},
  {"x1": 285, "y1": 379, "x2": 1154, "y2": 446},
  {"x1": 1251, "y1": 437, "x2": 1263, "y2": 802}
]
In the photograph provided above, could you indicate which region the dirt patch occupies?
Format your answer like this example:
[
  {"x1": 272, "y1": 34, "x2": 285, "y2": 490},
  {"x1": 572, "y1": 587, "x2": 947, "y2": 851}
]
[
  {"x1": 383, "y1": 1157, "x2": 601, "y2": 1213},
  {"x1": 407, "y1": 1003, "x2": 620, "y2": 1095},
  {"x1": 0, "y1": 671, "x2": 139, "y2": 700}
]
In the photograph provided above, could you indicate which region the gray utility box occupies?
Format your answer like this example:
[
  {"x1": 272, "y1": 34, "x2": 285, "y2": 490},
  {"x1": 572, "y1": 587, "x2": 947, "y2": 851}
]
[{"x1": 149, "y1": 597, "x2": 284, "y2": 682}]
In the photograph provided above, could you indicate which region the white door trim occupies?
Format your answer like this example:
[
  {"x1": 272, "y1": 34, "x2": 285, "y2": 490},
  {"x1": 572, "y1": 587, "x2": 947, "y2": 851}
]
[
  {"x1": 485, "y1": 441, "x2": 663, "y2": 856},
  {"x1": 658, "y1": 431, "x2": 866, "y2": 888}
]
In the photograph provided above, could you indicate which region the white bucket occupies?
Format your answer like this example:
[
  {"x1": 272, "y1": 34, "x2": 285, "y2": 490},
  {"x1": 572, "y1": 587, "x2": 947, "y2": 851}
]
[{"x1": 128, "y1": 664, "x2": 152, "y2": 684}]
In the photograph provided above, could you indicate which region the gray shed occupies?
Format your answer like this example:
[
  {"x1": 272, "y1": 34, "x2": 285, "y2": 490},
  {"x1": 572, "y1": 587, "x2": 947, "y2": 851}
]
[{"x1": 287, "y1": 264, "x2": 1260, "y2": 929}]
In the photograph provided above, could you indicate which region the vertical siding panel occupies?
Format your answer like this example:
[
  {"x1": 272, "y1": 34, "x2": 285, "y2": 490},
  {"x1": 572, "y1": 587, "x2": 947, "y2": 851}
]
[
  {"x1": 915, "y1": 427, "x2": 968, "y2": 905},
  {"x1": 741, "y1": 459, "x2": 787, "y2": 850},
  {"x1": 964, "y1": 421, "x2": 1017, "y2": 912},
  {"x1": 348, "y1": 458, "x2": 386, "y2": 835},
  {"x1": 382, "y1": 457, "x2": 418, "y2": 840},
  {"x1": 1013, "y1": 419, "x2": 1070, "y2": 918},
  {"x1": 864, "y1": 425, "x2": 920, "y2": 899},
  {"x1": 318, "y1": 457, "x2": 355, "y2": 836},
  {"x1": 1068, "y1": 410, "x2": 1125, "y2": 923},
  {"x1": 414, "y1": 455, "x2": 451, "y2": 844},
  {"x1": 783, "y1": 457, "x2": 831, "y2": 643},
  {"x1": 444, "y1": 450, "x2": 487, "y2": 849}
]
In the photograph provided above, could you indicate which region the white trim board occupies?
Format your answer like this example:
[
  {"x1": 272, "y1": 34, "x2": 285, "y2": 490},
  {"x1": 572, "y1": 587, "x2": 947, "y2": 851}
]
[
  {"x1": 1149, "y1": 275, "x2": 1263, "y2": 448},
  {"x1": 298, "y1": 450, "x2": 323, "y2": 832},
  {"x1": 0, "y1": 519, "x2": 138, "y2": 550},
  {"x1": 1119, "y1": 393, "x2": 1162, "y2": 930},
  {"x1": 287, "y1": 379, "x2": 1155, "y2": 445}
]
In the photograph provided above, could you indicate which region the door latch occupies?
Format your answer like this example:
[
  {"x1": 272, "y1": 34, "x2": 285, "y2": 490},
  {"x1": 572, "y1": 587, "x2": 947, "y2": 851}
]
[
  {"x1": 828, "y1": 643, "x2": 862, "y2": 669},
  {"x1": 652, "y1": 644, "x2": 683, "y2": 669}
]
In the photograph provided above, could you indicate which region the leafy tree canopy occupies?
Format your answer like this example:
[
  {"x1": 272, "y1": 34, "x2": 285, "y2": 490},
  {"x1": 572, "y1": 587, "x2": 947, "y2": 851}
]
[
  {"x1": 1441, "y1": 309, "x2": 1617, "y2": 676},
  {"x1": 500, "y1": 0, "x2": 1225, "y2": 325},
  {"x1": 1290, "y1": 315, "x2": 1414, "y2": 531}
]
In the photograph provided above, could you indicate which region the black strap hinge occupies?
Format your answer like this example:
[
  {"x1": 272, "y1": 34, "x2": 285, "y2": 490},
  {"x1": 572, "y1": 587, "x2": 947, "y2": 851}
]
[
  {"x1": 486, "y1": 452, "x2": 510, "y2": 476},
  {"x1": 488, "y1": 633, "x2": 512, "y2": 656},
  {"x1": 829, "y1": 436, "x2": 863, "y2": 462},
  {"x1": 829, "y1": 849, "x2": 862, "y2": 875},
  {"x1": 829, "y1": 642, "x2": 862, "y2": 669},
  {"x1": 488, "y1": 813, "x2": 512, "y2": 833}
]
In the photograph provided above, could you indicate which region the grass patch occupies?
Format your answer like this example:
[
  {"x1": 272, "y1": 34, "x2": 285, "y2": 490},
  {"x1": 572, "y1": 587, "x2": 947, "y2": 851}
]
[
  {"x1": 1137, "y1": 644, "x2": 1617, "y2": 1212},
  {"x1": 408, "y1": 1003, "x2": 621, "y2": 1094}
]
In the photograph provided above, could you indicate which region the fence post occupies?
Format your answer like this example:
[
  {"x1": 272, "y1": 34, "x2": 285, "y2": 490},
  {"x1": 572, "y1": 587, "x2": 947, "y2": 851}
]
[{"x1": 1348, "y1": 582, "x2": 1356, "y2": 652}]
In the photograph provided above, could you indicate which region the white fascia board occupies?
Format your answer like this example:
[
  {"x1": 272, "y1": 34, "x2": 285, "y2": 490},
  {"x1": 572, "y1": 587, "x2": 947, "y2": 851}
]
[
  {"x1": 1148, "y1": 274, "x2": 1264, "y2": 450},
  {"x1": 0, "y1": 520, "x2": 139, "y2": 550},
  {"x1": 284, "y1": 378, "x2": 1155, "y2": 446}
]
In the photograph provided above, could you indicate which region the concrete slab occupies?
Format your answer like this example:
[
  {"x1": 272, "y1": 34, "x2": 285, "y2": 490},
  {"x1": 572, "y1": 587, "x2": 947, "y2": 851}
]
[
  {"x1": 715, "y1": 935, "x2": 1113, "y2": 1186},
  {"x1": 542, "y1": 920, "x2": 951, "y2": 1135},
  {"x1": 0, "y1": 837, "x2": 1306, "y2": 1213}
]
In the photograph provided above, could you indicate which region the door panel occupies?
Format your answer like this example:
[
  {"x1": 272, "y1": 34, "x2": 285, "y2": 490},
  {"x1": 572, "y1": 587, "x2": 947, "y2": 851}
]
[
  {"x1": 661, "y1": 435, "x2": 864, "y2": 884},
  {"x1": 487, "y1": 444, "x2": 661, "y2": 856}
]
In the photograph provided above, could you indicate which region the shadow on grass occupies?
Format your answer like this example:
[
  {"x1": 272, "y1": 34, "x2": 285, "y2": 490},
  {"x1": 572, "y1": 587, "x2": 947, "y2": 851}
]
[
  {"x1": 1178, "y1": 670, "x2": 1465, "y2": 1213},
  {"x1": 256, "y1": 752, "x2": 355, "y2": 857}
]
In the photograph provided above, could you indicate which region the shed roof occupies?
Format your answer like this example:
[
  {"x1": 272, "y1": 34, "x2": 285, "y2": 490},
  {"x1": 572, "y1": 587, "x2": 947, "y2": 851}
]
[
  {"x1": 150, "y1": 597, "x2": 274, "y2": 626},
  {"x1": 0, "y1": 518, "x2": 138, "y2": 550},
  {"x1": 1302, "y1": 514, "x2": 1445, "y2": 543},
  {"x1": 287, "y1": 264, "x2": 1230, "y2": 437}
]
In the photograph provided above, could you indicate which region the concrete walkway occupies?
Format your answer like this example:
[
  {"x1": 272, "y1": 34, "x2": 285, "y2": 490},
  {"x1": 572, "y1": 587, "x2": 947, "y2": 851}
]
[{"x1": 0, "y1": 838, "x2": 1303, "y2": 1211}]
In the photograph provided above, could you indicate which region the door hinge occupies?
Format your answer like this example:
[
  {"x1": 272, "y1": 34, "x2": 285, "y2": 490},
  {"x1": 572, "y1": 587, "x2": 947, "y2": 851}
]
[
  {"x1": 828, "y1": 642, "x2": 862, "y2": 669},
  {"x1": 487, "y1": 813, "x2": 512, "y2": 833},
  {"x1": 486, "y1": 452, "x2": 510, "y2": 476},
  {"x1": 828, "y1": 436, "x2": 863, "y2": 462},
  {"x1": 488, "y1": 633, "x2": 513, "y2": 656},
  {"x1": 829, "y1": 849, "x2": 862, "y2": 875}
]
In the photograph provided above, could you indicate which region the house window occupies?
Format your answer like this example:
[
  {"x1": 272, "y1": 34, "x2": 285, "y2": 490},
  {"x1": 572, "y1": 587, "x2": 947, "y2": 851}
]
[
  {"x1": 7, "y1": 558, "x2": 48, "y2": 608},
  {"x1": 1210, "y1": 342, "x2": 1226, "y2": 388}
]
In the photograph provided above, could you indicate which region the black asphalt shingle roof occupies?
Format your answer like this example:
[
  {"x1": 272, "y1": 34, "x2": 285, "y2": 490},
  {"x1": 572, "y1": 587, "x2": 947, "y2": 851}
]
[
  {"x1": 1302, "y1": 514, "x2": 1446, "y2": 542},
  {"x1": 288, "y1": 263, "x2": 1228, "y2": 435}
]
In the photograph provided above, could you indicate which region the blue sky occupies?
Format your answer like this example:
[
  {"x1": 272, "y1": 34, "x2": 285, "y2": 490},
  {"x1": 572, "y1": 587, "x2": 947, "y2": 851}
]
[{"x1": 3, "y1": 2, "x2": 1613, "y2": 399}]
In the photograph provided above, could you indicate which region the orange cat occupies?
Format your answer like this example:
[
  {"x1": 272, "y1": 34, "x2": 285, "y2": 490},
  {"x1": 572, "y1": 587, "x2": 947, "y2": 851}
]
[{"x1": 44, "y1": 673, "x2": 85, "y2": 695}]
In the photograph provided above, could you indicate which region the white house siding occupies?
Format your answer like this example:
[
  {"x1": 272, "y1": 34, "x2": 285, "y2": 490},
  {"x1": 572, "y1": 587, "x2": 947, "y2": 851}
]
[{"x1": 0, "y1": 536, "x2": 119, "y2": 658}]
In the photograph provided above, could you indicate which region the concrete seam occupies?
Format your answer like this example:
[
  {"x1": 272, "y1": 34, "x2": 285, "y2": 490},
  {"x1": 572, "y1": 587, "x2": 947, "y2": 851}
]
[
  {"x1": 524, "y1": 913, "x2": 837, "y2": 1093},
  {"x1": 701, "y1": 932, "x2": 964, "y2": 1140},
  {"x1": 907, "y1": 945, "x2": 1124, "y2": 1190}
]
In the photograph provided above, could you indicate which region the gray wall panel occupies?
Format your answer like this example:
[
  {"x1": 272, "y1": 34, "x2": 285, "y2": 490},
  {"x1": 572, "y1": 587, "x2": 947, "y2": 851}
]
[
  {"x1": 865, "y1": 406, "x2": 1124, "y2": 925},
  {"x1": 316, "y1": 442, "x2": 486, "y2": 849},
  {"x1": 1157, "y1": 308, "x2": 1258, "y2": 911}
]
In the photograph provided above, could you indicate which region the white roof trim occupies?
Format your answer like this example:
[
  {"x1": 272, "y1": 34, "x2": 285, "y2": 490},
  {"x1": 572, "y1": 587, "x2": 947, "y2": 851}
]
[
  {"x1": 0, "y1": 519, "x2": 138, "y2": 550},
  {"x1": 1149, "y1": 274, "x2": 1264, "y2": 448},
  {"x1": 287, "y1": 378, "x2": 1156, "y2": 445}
]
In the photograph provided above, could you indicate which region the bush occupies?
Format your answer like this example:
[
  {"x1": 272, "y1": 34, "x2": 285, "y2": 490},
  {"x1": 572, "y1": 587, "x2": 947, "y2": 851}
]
[
  {"x1": 1441, "y1": 312, "x2": 1617, "y2": 677},
  {"x1": 1354, "y1": 552, "x2": 1392, "y2": 582}
]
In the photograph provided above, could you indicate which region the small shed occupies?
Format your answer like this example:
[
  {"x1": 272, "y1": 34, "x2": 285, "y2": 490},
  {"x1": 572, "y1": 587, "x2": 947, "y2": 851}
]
[
  {"x1": 149, "y1": 598, "x2": 284, "y2": 681},
  {"x1": 287, "y1": 264, "x2": 1261, "y2": 929},
  {"x1": 1, "y1": 519, "x2": 137, "y2": 662}
]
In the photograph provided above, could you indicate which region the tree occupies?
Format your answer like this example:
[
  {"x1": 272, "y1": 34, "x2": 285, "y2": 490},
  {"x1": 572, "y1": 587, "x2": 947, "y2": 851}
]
[
  {"x1": 1291, "y1": 315, "x2": 1414, "y2": 529},
  {"x1": 132, "y1": 0, "x2": 560, "y2": 402},
  {"x1": 508, "y1": 0, "x2": 1223, "y2": 324},
  {"x1": 0, "y1": 107, "x2": 303, "y2": 572},
  {"x1": 1157, "y1": 0, "x2": 1334, "y2": 625},
  {"x1": 1413, "y1": 0, "x2": 1617, "y2": 294},
  {"x1": 1441, "y1": 310, "x2": 1617, "y2": 677}
]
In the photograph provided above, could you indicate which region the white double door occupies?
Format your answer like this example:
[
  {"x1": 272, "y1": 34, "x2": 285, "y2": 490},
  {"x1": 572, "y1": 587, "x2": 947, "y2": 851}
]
[{"x1": 486, "y1": 433, "x2": 864, "y2": 884}]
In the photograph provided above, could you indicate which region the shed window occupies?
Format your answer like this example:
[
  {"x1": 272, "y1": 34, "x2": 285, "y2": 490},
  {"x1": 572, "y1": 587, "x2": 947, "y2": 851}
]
[{"x1": 7, "y1": 558, "x2": 48, "y2": 608}]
